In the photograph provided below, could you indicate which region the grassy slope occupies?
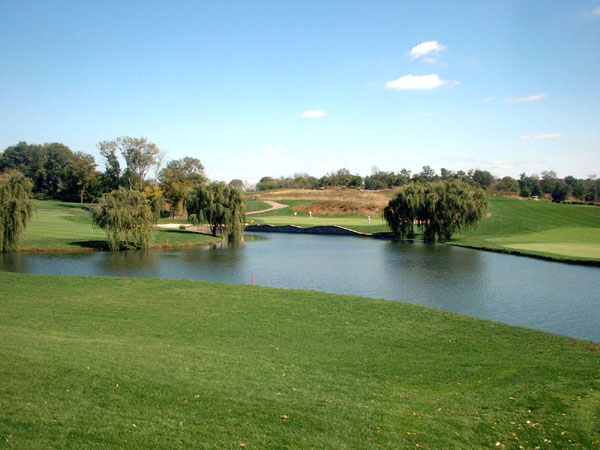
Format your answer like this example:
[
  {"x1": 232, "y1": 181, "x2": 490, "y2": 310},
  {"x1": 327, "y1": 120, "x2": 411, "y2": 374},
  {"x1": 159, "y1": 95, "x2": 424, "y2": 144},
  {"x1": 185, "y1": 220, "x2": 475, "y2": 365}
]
[
  {"x1": 0, "y1": 272, "x2": 598, "y2": 448},
  {"x1": 20, "y1": 201, "x2": 220, "y2": 251},
  {"x1": 249, "y1": 192, "x2": 600, "y2": 262},
  {"x1": 453, "y1": 196, "x2": 600, "y2": 262},
  {"x1": 247, "y1": 199, "x2": 390, "y2": 233}
]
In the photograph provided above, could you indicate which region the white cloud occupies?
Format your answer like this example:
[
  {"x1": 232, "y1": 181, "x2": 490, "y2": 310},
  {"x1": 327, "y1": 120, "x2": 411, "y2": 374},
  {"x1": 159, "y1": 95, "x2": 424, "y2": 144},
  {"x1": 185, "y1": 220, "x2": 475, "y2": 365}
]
[
  {"x1": 520, "y1": 132, "x2": 562, "y2": 140},
  {"x1": 505, "y1": 93, "x2": 547, "y2": 104},
  {"x1": 386, "y1": 74, "x2": 447, "y2": 90},
  {"x1": 409, "y1": 41, "x2": 447, "y2": 59},
  {"x1": 593, "y1": 6, "x2": 600, "y2": 15},
  {"x1": 484, "y1": 97, "x2": 494, "y2": 102},
  {"x1": 261, "y1": 147, "x2": 286, "y2": 154},
  {"x1": 301, "y1": 109, "x2": 326, "y2": 119}
]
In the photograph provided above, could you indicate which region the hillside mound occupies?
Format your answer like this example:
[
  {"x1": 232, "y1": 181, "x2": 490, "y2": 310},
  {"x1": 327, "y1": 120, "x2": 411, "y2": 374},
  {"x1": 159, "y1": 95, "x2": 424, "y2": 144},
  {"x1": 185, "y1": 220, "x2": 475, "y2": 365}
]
[{"x1": 293, "y1": 200, "x2": 380, "y2": 216}]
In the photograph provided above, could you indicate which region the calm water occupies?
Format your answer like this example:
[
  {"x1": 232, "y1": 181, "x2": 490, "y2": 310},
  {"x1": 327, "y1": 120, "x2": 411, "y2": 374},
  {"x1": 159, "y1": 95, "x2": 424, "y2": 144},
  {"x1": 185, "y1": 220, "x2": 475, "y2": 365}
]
[{"x1": 1, "y1": 233, "x2": 599, "y2": 342}]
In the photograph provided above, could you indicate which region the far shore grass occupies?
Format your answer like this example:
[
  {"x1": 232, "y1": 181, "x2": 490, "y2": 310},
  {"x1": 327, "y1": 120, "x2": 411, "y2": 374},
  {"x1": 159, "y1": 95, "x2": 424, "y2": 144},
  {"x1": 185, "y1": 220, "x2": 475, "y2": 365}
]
[
  {"x1": 250, "y1": 191, "x2": 600, "y2": 263},
  {"x1": 20, "y1": 200, "x2": 221, "y2": 252},
  {"x1": 1, "y1": 271, "x2": 599, "y2": 448},
  {"x1": 452, "y1": 196, "x2": 600, "y2": 263}
]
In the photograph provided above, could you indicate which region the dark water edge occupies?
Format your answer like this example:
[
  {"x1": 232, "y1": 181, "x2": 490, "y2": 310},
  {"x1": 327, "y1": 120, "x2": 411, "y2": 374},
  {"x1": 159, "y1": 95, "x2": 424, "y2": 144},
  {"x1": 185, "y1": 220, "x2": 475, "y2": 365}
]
[{"x1": 2, "y1": 232, "x2": 599, "y2": 342}]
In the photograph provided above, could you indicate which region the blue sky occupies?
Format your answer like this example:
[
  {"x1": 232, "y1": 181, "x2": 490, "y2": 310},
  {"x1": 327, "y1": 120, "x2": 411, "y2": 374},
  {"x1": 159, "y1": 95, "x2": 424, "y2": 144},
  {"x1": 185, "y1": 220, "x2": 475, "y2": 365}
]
[{"x1": 1, "y1": 1, "x2": 599, "y2": 183}]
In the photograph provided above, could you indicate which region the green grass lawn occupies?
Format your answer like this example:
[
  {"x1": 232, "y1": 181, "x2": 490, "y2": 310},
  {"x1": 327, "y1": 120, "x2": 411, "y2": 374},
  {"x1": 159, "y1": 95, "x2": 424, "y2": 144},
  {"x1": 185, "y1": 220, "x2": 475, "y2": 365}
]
[
  {"x1": 0, "y1": 272, "x2": 598, "y2": 448},
  {"x1": 20, "y1": 201, "x2": 221, "y2": 251},
  {"x1": 248, "y1": 199, "x2": 390, "y2": 233},
  {"x1": 250, "y1": 196, "x2": 600, "y2": 262},
  {"x1": 245, "y1": 199, "x2": 272, "y2": 212},
  {"x1": 453, "y1": 196, "x2": 600, "y2": 262}
]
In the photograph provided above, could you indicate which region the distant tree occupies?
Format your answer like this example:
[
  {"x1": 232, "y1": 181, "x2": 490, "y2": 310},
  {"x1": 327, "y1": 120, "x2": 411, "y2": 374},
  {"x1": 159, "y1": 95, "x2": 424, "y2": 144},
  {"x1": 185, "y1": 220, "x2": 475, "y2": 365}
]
[
  {"x1": 418, "y1": 165, "x2": 437, "y2": 181},
  {"x1": 571, "y1": 181, "x2": 586, "y2": 200},
  {"x1": 0, "y1": 141, "x2": 78, "y2": 199},
  {"x1": 0, "y1": 171, "x2": 34, "y2": 252},
  {"x1": 98, "y1": 137, "x2": 160, "y2": 191},
  {"x1": 91, "y1": 187, "x2": 155, "y2": 251},
  {"x1": 384, "y1": 179, "x2": 487, "y2": 243},
  {"x1": 98, "y1": 142, "x2": 121, "y2": 192},
  {"x1": 142, "y1": 185, "x2": 165, "y2": 222},
  {"x1": 540, "y1": 170, "x2": 558, "y2": 194},
  {"x1": 519, "y1": 173, "x2": 541, "y2": 198},
  {"x1": 229, "y1": 179, "x2": 244, "y2": 191},
  {"x1": 186, "y1": 182, "x2": 246, "y2": 243},
  {"x1": 158, "y1": 157, "x2": 206, "y2": 217},
  {"x1": 61, "y1": 152, "x2": 97, "y2": 203},
  {"x1": 494, "y1": 176, "x2": 519, "y2": 193},
  {"x1": 256, "y1": 176, "x2": 277, "y2": 191},
  {"x1": 318, "y1": 168, "x2": 363, "y2": 188},
  {"x1": 471, "y1": 170, "x2": 494, "y2": 190},
  {"x1": 440, "y1": 168, "x2": 455, "y2": 179},
  {"x1": 551, "y1": 181, "x2": 569, "y2": 203}
]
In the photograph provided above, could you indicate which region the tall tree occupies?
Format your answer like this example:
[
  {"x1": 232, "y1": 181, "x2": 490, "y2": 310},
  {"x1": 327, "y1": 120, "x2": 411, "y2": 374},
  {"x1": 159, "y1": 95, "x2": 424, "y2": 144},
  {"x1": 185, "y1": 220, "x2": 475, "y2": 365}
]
[
  {"x1": 159, "y1": 157, "x2": 206, "y2": 217},
  {"x1": 91, "y1": 187, "x2": 155, "y2": 251},
  {"x1": 98, "y1": 141, "x2": 121, "y2": 192},
  {"x1": 383, "y1": 183, "x2": 424, "y2": 240},
  {"x1": 61, "y1": 152, "x2": 97, "y2": 203},
  {"x1": 551, "y1": 181, "x2": 569, "y2": 203},
  {"x1": 0, "y1": 171, "x2": 34, "y2": 252},
  {"x1": 186, "y1": 182, "x2": 246, "y2": 243},
  {"x1": 98, "y1": 137, "x2": 160, "y2": 191},
  {"x1": 384, "y1": 179, "x2": 487, "y2": 243},
  {"x1": 471, "y1": 169, "x2": 494, "y2": 190},
  {"x1": 1, "y1": 142, "x2": 75, "y2": 198}
]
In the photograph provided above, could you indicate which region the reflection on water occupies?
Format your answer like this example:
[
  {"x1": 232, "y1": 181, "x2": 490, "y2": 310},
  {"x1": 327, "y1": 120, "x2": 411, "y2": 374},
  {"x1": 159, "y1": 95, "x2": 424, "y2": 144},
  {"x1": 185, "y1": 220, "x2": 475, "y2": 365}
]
[{"x1": 1, "y1": 232, "x2": 599, "y2": 342}]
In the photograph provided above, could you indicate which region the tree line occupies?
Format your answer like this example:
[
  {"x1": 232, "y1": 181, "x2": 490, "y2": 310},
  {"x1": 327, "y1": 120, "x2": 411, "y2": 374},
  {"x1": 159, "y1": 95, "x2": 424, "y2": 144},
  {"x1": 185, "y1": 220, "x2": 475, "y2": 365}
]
[
  {"x1": 257, "y1": 166, "x2": 600, "y2": 203},
  {"x1": 0, "y1": 138, "x2": 245, "y2": 252}
]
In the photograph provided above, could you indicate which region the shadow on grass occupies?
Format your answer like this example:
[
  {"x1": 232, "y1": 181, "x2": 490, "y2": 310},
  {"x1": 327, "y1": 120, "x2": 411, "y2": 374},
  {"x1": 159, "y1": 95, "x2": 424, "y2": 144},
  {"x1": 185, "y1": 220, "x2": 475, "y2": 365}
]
[
  {"x1": 157, "y1": 229, "x2": 216, "y2": 237},
  {"x1": 69, "y1": 240, "x2": 109, "y2": 250},
  {"x1": 58, "y1": 203, "x2": 92, "y2": 211}
]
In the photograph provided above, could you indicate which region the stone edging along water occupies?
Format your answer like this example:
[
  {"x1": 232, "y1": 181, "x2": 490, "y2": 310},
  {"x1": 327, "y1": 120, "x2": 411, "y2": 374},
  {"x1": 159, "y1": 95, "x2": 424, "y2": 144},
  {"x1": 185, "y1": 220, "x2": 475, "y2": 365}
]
[{"x1": 245, "y1": 224, "x2": 394, "y2": 240}]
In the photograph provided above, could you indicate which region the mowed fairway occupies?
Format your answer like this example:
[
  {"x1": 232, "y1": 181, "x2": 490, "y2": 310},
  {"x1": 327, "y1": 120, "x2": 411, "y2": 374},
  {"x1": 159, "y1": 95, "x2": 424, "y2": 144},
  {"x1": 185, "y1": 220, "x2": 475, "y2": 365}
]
[
  {"x1": 248, "y1": 199, "x2": 390, "y2": 234},
  {"x1": 249, "y1": 194, "x2": 600, "y2": 262},
  {"x1": 20, "y1": 201, "x2": 105, "y2": 250},
  {"x1": 20, "y1": 201, "x2": 220, "y2": 251},
  {"x1": 453, "y1": 197, "x2": 600, "y2": 262},
  {"x1": 1, "y1": 272, "x2": 599, "y2": 448}
]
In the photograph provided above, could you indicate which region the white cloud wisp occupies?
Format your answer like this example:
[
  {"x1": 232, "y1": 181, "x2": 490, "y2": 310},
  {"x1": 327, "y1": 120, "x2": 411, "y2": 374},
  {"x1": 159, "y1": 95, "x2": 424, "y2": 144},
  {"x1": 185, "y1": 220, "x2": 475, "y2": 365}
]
[
  {"x1": 505, "y1": 93, "x2": 547, "y2": 104},
  {"x1": 301, "y1": 109, "x2": 326, "y2": 119},
  {"x1": 409, "y1": 40, "x2": 447, "y2": 59},
  {"x1": 386, "y1": 74, "x2": 447, "y2": 90}
]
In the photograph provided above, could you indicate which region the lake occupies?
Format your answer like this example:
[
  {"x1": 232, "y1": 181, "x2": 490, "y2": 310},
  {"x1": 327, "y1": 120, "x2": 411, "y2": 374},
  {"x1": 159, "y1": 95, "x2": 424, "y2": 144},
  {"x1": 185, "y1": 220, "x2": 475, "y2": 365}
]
[{"x1": 1, "y1": 232, "x2": 599, "y2": 342}]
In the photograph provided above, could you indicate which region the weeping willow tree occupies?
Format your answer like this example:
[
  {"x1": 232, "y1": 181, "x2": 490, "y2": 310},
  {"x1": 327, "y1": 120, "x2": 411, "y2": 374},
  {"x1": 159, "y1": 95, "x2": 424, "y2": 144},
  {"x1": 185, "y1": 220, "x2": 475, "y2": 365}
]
[
  {"x1": 383, "y1": 183, "x2": 425, "y2": 240},
  {"x1": 91, "y1": 187, "x2": 155, "y2": 251},
  {"x1": 186, "y1": 182, "x2": 246, "y2": 244},
  {"x1": 0, "y1": 171, "x2": 34, "y2": 252},
  {"x1": 384, "y1": 179, "x2": 487, "y2": 243}
]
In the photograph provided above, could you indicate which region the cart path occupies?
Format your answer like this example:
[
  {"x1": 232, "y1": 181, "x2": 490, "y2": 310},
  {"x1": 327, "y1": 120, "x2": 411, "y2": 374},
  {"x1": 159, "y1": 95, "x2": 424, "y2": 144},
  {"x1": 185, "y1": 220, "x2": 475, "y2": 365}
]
[{"x1": 247, "y1": 200, "x2": 289, "y2": 215}]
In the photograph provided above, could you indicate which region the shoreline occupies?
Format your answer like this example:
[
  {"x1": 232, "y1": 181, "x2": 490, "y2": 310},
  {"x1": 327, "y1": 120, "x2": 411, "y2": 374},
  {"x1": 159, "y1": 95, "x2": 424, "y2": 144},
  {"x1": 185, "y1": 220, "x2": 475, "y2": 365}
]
[{"x1": 245, "y1": 223, "x2": 600, "y2": 266}]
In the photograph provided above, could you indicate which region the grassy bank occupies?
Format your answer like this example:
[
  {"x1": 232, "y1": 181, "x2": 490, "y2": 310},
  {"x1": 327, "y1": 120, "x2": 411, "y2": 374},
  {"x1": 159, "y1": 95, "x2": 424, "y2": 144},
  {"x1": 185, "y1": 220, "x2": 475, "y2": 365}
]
[
  {"x1": 19, "y1": 201, "x2": 221, "y2": 251},
  {"x1": 250, "y1": 191, "x2": 600, "y2": 263},
  {"x1": 248, "y1": 199, "x2": 390, "y2": 233},
  {"x1": 453, "y1": 196, "x2": 600, "y2": 262},
  {"x1": 0, "y1": 272, "x2": 598, "y2": 448}
]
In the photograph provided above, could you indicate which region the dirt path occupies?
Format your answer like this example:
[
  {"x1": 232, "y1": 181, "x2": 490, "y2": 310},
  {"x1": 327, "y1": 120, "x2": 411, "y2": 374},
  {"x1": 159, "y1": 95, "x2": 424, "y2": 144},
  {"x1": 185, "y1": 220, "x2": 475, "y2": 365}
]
[{"x1": 247, "y1": 200, "x2": 289, "y2": 215}]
